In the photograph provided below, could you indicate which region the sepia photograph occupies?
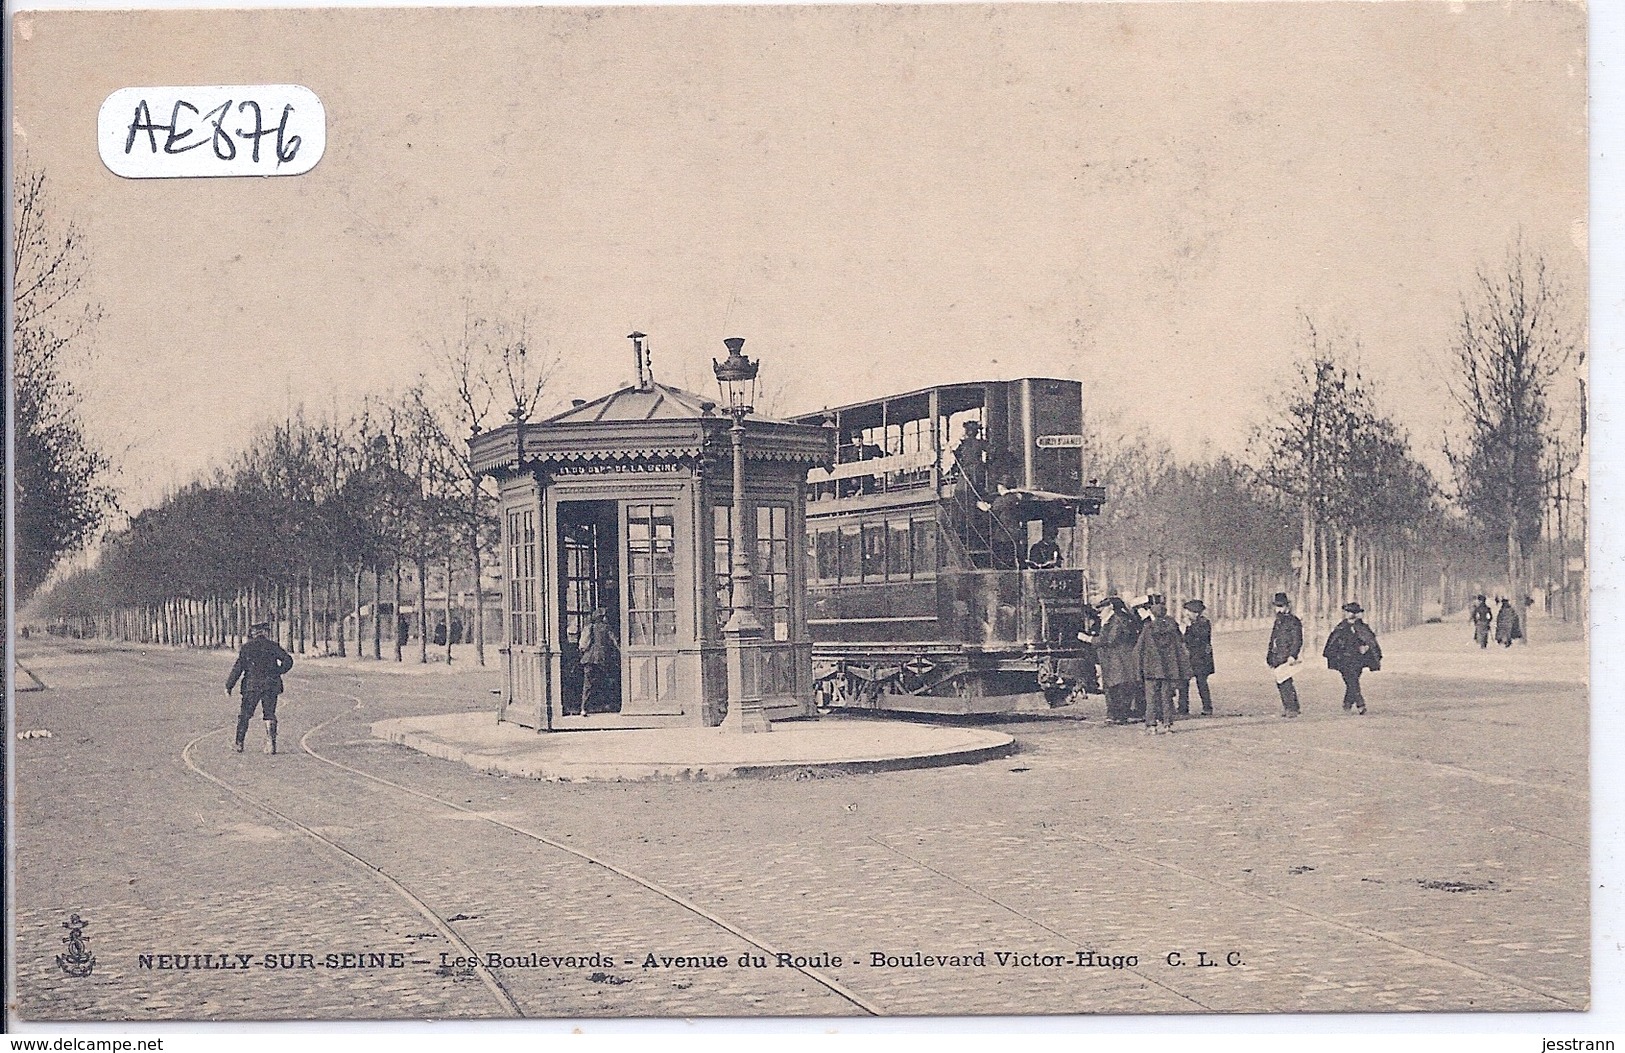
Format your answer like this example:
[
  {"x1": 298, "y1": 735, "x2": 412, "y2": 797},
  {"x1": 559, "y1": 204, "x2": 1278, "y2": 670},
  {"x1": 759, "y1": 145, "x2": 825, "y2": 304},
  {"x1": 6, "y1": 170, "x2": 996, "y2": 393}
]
[{"x1": 5, "y1": 0, "x2": 1597, "y2": 1029}]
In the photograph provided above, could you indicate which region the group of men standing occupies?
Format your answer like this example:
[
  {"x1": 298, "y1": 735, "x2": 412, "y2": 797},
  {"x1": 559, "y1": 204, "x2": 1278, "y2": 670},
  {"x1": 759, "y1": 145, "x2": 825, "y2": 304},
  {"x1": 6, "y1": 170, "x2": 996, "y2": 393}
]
[
  {"x1": 1090, "y1": 589, "x2": 1385, "y2": 730},
  {"x1": 1091, "y1": 594, "x2": 1215, "y2": 734}
]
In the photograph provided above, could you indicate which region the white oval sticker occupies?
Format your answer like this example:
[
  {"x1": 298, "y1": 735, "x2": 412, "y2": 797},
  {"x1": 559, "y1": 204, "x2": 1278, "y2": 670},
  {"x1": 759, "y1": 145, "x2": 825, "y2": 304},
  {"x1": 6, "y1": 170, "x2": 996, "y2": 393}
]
[{"x1": 99, "y1": 85, "x2": 326, "y2": 179}]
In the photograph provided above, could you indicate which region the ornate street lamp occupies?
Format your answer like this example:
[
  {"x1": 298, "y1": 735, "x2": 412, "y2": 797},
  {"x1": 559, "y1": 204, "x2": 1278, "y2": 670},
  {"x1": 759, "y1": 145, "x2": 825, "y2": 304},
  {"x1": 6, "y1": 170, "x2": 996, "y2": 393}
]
[{"x1": 713, "y1": 337, "x2": 770, "y2": 733}]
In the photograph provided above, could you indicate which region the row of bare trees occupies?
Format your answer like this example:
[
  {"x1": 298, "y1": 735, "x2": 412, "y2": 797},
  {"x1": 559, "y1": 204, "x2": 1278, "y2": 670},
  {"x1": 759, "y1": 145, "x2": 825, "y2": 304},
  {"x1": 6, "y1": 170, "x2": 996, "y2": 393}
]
[{"x1": 32, "y1": 304, "x2": 557, "y2": 663}]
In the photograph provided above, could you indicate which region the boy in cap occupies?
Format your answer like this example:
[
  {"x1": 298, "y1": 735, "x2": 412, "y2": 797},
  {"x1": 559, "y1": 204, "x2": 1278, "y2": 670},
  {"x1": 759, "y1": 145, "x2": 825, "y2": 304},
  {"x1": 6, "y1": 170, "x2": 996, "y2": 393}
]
[
  {"x1": 1177, "y1": 599, "x2": 1215, "y2": 716},
  {"x1": 225, "y1": 621, "x2": 295, "y2": 753},
  {"x1": 1322, "y1": 602, "x2": 1382, "y2": 714},
  {"x1": 1266, "y1": 592, "x2": 1303, "y2": 717}
]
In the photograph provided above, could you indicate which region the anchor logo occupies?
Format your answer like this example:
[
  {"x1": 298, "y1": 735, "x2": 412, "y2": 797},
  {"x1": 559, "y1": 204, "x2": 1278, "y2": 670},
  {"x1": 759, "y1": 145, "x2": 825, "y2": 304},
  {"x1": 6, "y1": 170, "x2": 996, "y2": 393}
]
[{"x1": 56, "y1": 913, "x2": 96, "y2": 978}]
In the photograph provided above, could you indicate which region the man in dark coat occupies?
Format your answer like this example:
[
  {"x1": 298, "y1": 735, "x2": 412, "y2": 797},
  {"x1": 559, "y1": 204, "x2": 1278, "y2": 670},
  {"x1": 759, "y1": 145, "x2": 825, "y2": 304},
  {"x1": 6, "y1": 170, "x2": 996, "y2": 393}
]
[
  {"x1": 1469, "y1": 595, "x2": 1493, "y2": 649},
  {"x1": 1494, "y1": 597, "x2": 1524, "y2": 647},
  {"x1": 225, "y1": 621, "x2": 294, "y2": 754},
  {"x1": 1323, "y1": 601, "x2": 1382, "y2": 714},
  {"x1": 1177, "y1": 599, "x2": 1216, "y2": 716},
  {"x1": 577, "y1": 608, "x2": 618, "y2": 715},
  {"x1": 1266, "y1": 592, "x2": 1303, "y2": 718},
  {"x1": 1134, "y1": 595, "x2": 1191, "y2": 734},
  {"x1": 1095, "y1": 596, "x2": 1141, "y2": 724}
]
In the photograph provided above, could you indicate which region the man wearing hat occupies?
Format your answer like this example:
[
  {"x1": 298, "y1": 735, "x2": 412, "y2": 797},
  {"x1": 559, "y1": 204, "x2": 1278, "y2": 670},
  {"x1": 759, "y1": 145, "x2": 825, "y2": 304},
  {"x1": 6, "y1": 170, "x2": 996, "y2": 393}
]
[
  {"x1": 1494, "y1": 597, "x2": 1524, "y2": 648},
  {"x1": 1133, "y1": 594, "x2": 1191, "y2": 734},
  {"x1": 1266, "y1": 592, "x2": 1303, "y2": 718},
  {"x1": 1094, "y1": 595, "x2": 1141, "y2": 724},
  {"x1": 576, "y1": 607, "x2": 619, "y2": 715},
  {"x1": 1177, "y1": 599, "x2": 1216, "y2": 716},
  {"x1": 952, "y1": 420, "x2": 990, "y2": 494},
  {"x1": 1322, "y1": 602, "x2": 1382, "y2": 714},
  {"x1": 1468, "y1": 594, "x2": 1493, "y2": 649},
  {"x1": 225, "y1": 621, "x2": 295, "y2": 754}
]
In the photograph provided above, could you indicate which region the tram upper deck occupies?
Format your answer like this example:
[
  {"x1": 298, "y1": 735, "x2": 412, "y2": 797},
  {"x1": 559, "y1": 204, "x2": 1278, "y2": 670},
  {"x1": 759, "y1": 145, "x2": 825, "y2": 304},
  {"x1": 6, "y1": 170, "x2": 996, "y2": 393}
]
[{"x1": 791, "y1": 378, "x2": 1094, "y2": 512}]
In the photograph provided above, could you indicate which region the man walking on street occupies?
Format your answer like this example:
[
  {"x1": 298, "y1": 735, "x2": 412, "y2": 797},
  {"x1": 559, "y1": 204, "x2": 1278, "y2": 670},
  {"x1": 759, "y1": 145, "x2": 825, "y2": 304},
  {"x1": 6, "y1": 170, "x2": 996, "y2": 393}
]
[
  {"x1": 1134, "y1": 595, "x2": 1191, "y2": 734},
  {"x1": 1324, "y1": 601, "x2": 1382, "y2": 714},
  {"x1": 1178, "y1": 598, "x2": 1215, "y2": 716},
  {"x1": 226, "y1": 621, "x2": 294, "y2": 754},
  {"x1": 1267, "y1": 592, "x2": 1303, "y2": 718},
  {"x1": 1469, "y1": 594, "x2": 1493, "y2": 649},
  {"x1": 1495, "y1": 597, "x2": 1524, "y2": 648}
]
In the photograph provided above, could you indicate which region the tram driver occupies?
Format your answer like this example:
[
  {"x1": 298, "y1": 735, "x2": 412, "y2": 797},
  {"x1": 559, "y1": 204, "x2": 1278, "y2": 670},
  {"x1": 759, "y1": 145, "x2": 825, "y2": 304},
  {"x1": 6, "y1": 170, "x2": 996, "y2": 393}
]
[{"x1": 1025, "y1": 521, "x2": 1062, "y2": 569}]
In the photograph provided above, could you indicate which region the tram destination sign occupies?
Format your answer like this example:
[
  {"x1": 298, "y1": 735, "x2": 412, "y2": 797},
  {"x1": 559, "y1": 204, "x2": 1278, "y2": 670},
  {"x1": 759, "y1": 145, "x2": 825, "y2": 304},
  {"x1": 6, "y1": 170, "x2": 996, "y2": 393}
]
[{"x1": 1035, "y1": 434, "x2": 1086, "y2": 449}]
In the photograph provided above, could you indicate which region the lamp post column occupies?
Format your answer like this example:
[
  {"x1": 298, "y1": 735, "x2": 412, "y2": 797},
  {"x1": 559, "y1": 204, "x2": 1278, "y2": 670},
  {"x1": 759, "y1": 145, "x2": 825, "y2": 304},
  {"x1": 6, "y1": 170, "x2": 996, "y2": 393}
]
[{"x1": 722, "y1": 414, "x2": 771, "y2": 732}]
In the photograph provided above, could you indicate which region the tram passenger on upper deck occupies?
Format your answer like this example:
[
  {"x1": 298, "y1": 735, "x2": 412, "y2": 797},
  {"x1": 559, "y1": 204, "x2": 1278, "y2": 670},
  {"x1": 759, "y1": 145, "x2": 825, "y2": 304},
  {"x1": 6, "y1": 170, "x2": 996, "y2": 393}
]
[{"x1": 952, "y1": 421, "x2": 990, "y2": 495}]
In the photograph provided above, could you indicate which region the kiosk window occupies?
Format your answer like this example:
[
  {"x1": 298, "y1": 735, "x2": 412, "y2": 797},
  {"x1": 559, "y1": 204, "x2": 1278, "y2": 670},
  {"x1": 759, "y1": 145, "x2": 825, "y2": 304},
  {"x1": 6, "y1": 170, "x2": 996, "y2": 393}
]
[
  {"x1": 505, "y1": 507, "x2": 538, "y2": 645},
  {"x1": 757, "y1": 506, "x2": 792, "y2": 642},
  {"x1": 627, "y1": 503, "x2": 677, "y2": 645}
]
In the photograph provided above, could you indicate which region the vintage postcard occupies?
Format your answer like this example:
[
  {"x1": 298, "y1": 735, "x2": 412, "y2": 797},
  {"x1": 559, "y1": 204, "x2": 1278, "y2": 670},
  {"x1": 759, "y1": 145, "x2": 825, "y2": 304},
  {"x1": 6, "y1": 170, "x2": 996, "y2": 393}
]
[{"x1": 7, "y1": 0, "x2": 1594, "y2": 1029}]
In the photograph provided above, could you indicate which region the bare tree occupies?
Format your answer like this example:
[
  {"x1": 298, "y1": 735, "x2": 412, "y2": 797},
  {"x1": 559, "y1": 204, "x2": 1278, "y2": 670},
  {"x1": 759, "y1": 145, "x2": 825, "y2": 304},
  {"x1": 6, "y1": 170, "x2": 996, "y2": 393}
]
[
  {"x1": 1446, "y1": 240, "x2": 1580, "y2": 622},
  {"x1": 420, "y1": 298, "x2": 559, "y2": 666},
  {"x1": 12, "y1": 161, "x2": 116, "y2": 598}
]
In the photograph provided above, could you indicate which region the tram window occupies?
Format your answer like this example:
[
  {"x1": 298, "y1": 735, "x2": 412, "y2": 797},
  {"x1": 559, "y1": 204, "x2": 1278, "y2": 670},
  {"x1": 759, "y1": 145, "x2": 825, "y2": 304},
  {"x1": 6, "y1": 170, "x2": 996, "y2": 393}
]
[
  {"x1": 900, "y1": 417, "x2": 930, "y2": 455},
  {"x1": 887, "y1": 520, "x2": 911, "y2": 578},
  {"x1": 838, "y1": 525, "x2": 861, "y2": 582},
  {"x1": 812, "y1": 529, "x2": 838, "y2": 583},
  {"x1": 861, "y1": 523, "x2": 887, "y2": 581},
  {"x1": 911, "y1": 516, "x2": 937, "y2": 577}
]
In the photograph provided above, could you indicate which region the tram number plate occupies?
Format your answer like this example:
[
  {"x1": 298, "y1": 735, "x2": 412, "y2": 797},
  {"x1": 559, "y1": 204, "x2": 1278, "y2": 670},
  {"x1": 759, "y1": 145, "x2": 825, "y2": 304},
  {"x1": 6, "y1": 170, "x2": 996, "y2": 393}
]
[{"x1": 1036, "y1": 434, "x2": 1085, "y2": 449}]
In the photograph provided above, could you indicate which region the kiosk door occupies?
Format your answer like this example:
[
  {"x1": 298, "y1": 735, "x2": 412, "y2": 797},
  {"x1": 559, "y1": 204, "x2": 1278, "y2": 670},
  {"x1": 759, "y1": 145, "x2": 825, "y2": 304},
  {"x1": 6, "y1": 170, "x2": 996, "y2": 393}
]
[
  {"x1": 622, "y1": 502, "x2": 685, "y2": 715},
  {"x1": 557, "y1": 501, "x2": 621, "y2": 715}
]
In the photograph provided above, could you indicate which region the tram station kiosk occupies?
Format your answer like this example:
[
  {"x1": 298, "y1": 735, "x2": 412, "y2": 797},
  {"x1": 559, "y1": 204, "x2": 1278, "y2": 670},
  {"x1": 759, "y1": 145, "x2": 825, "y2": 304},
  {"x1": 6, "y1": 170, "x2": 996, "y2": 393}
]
[{"x1": 469, "y1": 340, "x2": 835, "y2": 731}]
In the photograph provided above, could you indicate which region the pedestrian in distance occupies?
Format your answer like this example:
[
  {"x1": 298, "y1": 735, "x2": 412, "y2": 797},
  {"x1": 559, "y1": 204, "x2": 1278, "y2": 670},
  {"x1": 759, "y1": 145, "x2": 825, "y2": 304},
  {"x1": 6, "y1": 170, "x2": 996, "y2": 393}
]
[
  {"x1": 1469, "y1": 594, "x2": 1493, "y2": 649},
  {"x1": 1267, "y1": 592, "x2": 1304, "y2": 718},
  {"x1": 1177, "y1": 598, "x2": 1215, "y2": 716},
  {"x1": 1134, "y1": 594, "x2": 1191, "y2": 734},
  {"x1": 576, "y1": 608, "x2": 619, "y2": 715},
  {"x1": 1323, "y1": 602, "x2": 1382, "y2": 714},
  {"x1": 225, "y1": 621, "x2": 294, "y2": 754},
  {"x1": 1494, "y1": 597, "x2": 1524, "y2": 647},
  {"x1": 1095, "y1": 596, "x2": 1141, "y2": 725}
]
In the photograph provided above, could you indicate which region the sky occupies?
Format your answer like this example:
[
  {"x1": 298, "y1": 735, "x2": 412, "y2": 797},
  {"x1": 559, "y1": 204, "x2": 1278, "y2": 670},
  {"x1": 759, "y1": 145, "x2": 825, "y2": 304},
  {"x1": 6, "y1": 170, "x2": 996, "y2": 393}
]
[{"x1": 10, "y1": 1, "x2": 1588, "y2": 514}]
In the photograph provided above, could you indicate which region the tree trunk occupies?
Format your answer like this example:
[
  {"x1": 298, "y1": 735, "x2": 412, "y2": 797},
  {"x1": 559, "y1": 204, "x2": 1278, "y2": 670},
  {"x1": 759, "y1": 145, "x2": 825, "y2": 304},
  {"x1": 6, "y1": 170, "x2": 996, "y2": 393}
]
[
  {"x1": 372, "y1": 564, "x2": 383, "y2": 659},
  {"x1": 472, "y1": 529, "x2": 487, "y2": 667},
  {"x1": 393, "y1": 558, "x2": 404, "y2": 662},
  {"x1": 444, "y1": 552, "x2": 455, "y2": 664},
  {"x1": 333, "y1": 566, "x2": 346, "y2": 657},
  {"x1": 416, "y1": 556, "x2": 429, "y2": 664}
]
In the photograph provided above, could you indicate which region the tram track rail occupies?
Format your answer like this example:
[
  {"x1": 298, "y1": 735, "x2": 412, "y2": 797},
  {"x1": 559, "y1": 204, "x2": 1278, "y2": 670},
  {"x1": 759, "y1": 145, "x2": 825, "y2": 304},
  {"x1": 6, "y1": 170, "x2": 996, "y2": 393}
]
[
  {"x1": 182, "y1": 682, "x2": 883, "y2": 1018},
  {"x1": 20, "y1": 641, "x2": 1582, "y2": 1017}
]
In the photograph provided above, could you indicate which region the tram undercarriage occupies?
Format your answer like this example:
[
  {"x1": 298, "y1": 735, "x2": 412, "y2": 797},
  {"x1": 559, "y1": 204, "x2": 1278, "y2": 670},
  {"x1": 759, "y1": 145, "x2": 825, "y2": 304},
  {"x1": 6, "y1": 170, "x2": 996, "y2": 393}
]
[{"x1": 812, "y1": 648, "x2": 1101, "y2": 716}]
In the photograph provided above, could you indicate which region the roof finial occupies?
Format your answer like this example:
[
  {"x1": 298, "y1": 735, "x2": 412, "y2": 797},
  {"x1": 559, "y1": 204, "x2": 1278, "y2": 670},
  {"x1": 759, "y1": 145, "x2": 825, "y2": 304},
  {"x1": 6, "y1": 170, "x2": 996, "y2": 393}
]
[{"x1": 628, "y1": 331, "x2": 653, "y2": 391}]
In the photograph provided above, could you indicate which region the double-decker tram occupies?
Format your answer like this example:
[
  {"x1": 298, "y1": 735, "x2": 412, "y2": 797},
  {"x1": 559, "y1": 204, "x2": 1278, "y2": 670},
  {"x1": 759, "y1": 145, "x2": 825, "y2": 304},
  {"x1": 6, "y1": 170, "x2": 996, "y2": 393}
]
[{"x1": 790, "y1": 378, "x2": 1107, "y2": 715}]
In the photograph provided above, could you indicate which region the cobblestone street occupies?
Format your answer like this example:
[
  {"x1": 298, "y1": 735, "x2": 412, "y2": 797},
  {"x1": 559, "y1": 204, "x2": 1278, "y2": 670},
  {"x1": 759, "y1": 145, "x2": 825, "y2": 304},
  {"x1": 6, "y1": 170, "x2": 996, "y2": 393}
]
[{"x1": 10, "y1": 617, "x2": 1588, "y2": 1021}]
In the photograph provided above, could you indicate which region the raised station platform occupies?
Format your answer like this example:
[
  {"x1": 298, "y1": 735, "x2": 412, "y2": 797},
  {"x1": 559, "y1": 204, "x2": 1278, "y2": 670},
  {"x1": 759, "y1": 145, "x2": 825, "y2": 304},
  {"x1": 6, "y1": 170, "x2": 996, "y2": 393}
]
[{"x1": 371, "y1": 712, "x2": 1015, "y2": 782}]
